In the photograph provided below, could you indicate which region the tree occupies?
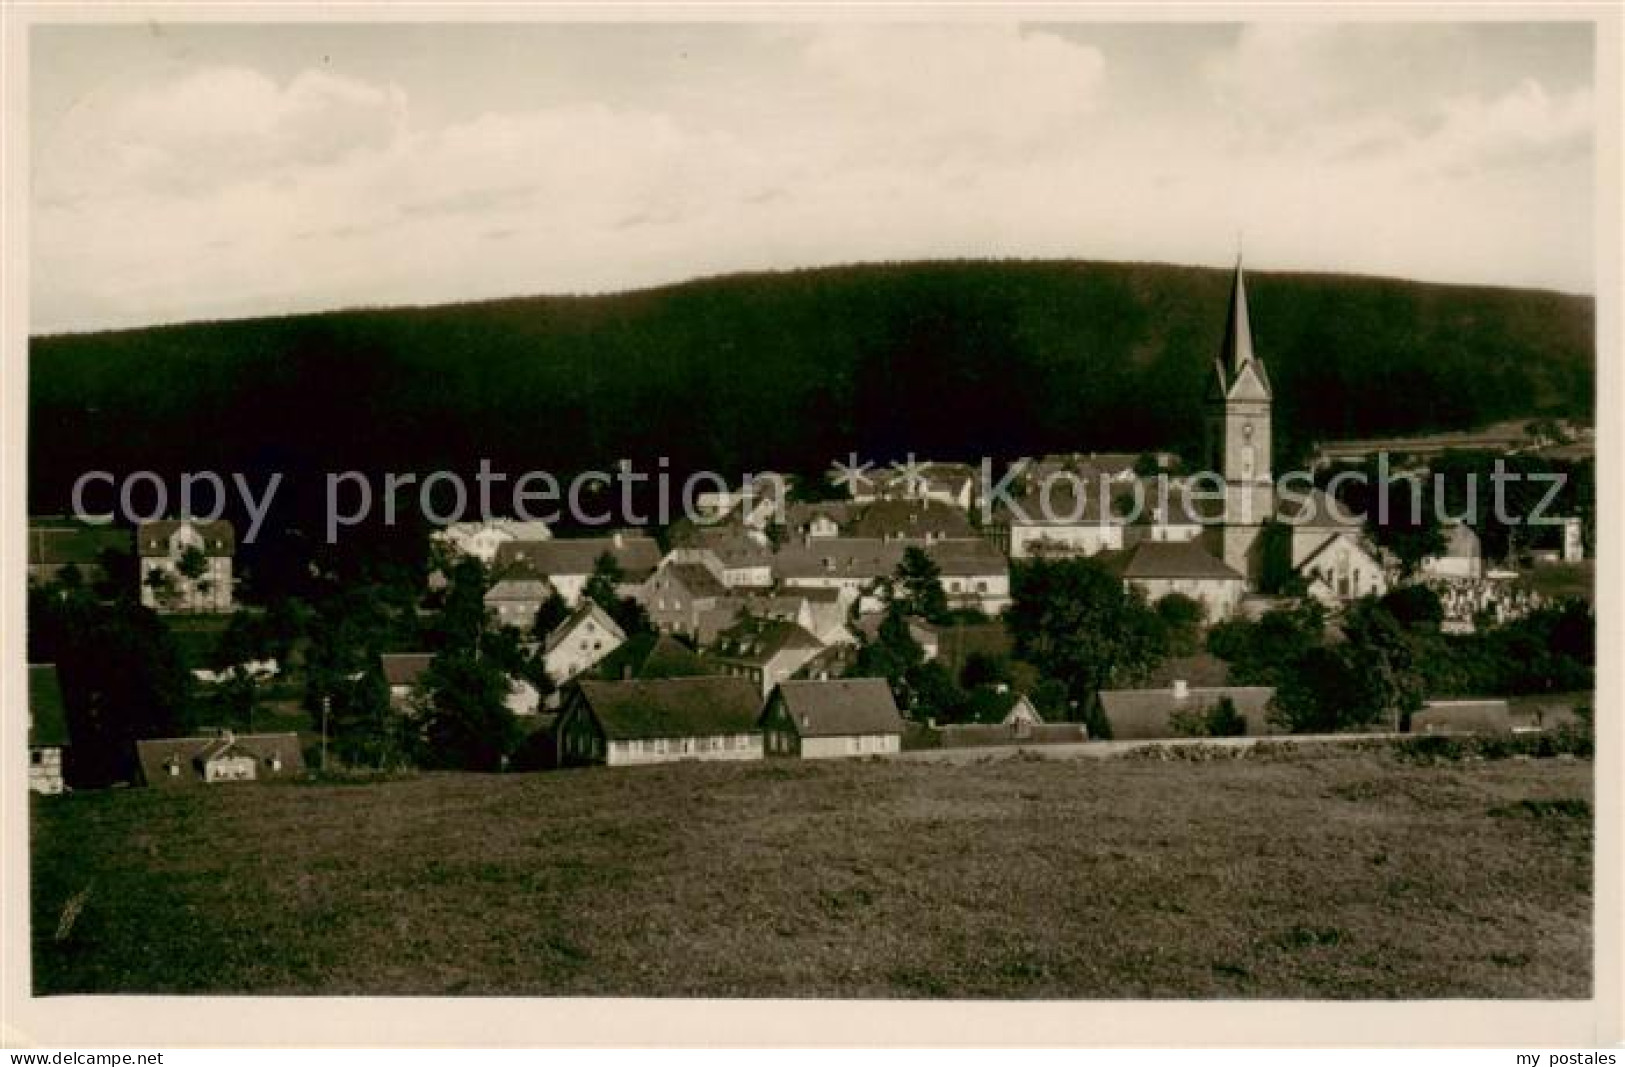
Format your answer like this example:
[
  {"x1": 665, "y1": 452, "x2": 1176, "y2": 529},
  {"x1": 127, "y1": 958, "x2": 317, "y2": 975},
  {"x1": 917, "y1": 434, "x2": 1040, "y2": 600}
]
[
  {"x1": 176, "y1": 544, "x2": 209, "y2": 584},
  {"x1": 908, "y1": 660, "x2": 968, "y2": 723},
  {"x1": 1271, "y1": 600, "x2": 1423, "y2": 733},
  {"x1": 327, "y1": 667, "x2": 409, "y2": 770},
  {"x1": 1207, "y1": 599, "x2": 1328, "y2": 686},
  {"x1": 1379, "y1": 584, "x2": 1444, "y2": 633},
  {"x1": 895, "y1": 546, "x2": 951, "y2": 624},
  {"x1": 1006, "y1": 558, "x2": 1167, "y2": 713},
  {"x1": 1172, "y1": 695, "x2": 1247, "y2": 737},
  {"x1": 28, "y1": 580, "x2": 193, "y2": 786},
  {"x1": 848, "y1": 601, "x2": 926, "y2": 711},
  {"x1": 959, "y1": 650, "x2": 1012, "y2": 690},
  {"x1": 1155, "y1": 593, "x2": 1204, "y2": 657},
  {"x1": 583, "y1": 552, "x2": 624, "y2": 614},
  {"x1": 532, "y1": 591, "x2": 571, "y2": 639},
  {"x1": 413, "y1": 651, "x2": 519, "y2": 772}
]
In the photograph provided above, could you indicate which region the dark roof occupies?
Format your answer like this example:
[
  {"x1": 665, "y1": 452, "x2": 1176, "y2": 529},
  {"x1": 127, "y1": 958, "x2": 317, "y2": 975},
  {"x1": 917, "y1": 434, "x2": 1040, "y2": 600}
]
[
  {"x1": 27, "y1": 522, "x2": 132, "y2": 567},
  {"x1": 1116, "y1": 539, "x2": 1243, "y2": 581},
  {"x1": 28, "y1": 664, "x2": 70, "y2": 748},
  {"x1": 380, "y1": 653, "x2": 433, "y2": 687},
  {"x1": 662, "y1": 561, "x2": 729, "y2": 599},
  {"x1": 774, "y1": 538, "x2": 904, "y2": 581},
  {"x1": 710, "y1": 617, "x2": 823, "y2": 665},
  {"x1": 853, "y1": 499, "x2": 976, "y2": 540},
  {"x1": 494, "y1": 535, "x2": 661, "y2": 581},
  {"x1": 574, "y1": 677, "x2": 762, "y2": 740},
  {"x1": 929, "y1": 538, "x2": 1008, "y2": 577},
  {"x1": 786, "y1": 501, "x2": 860, "y2": 531},
  {"x1": 594, "y1": 633, "x2": 714, "y2": 681},
  {"x1": 136, "y1": 519, "x2": 235, "y2": 558},
  {"x1": 135, "y1": 732, "x2": 305, "y2": 787},
  {"x1": 687, "y1": 528, "x2": 773, "y2": 566},
  {"x1": 1097, "y1": 686, "x2": 1277, "y2": 739},
  {"x1": 996, "y1": 474, "x2": 1125, "y2": 525},
  {"x1": 769, "y1": 678, "x2": 905, "y2": 737}
]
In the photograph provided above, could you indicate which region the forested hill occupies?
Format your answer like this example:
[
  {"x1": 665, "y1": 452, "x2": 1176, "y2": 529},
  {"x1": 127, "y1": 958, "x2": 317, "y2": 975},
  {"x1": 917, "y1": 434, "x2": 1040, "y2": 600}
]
[{"x1": 29, "y1": 259, "x2": 1593, "y2": 513}]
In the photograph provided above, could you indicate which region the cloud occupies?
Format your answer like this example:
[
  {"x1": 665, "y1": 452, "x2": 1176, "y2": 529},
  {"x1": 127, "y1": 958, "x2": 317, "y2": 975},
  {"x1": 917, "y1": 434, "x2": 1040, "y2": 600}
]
[
  {"x1": 28, "y1": 24, "x2": 1594, "y2": 332},
  {"x1": 1421, "y1": 78, "x2": 1593, "y2": 171},
  {"x1": 37, "y1": 66, "x2": 406, "y2": 203}
]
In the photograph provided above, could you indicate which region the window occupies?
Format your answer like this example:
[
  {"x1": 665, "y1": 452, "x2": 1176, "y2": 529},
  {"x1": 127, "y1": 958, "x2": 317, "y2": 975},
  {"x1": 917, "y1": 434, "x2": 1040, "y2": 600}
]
[{"x1": 31, "y1": 750, "x2": 43, "y2": 765}]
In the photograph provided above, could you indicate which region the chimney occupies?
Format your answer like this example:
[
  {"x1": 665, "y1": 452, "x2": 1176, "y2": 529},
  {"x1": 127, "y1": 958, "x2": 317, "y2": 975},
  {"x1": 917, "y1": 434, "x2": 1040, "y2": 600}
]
[
  {"x1": 612, "y1": 530, "x2": 625, "y2": 549},
  {"x1": 1172, "y1": 680, "x2": 1189, "y2": 700}
]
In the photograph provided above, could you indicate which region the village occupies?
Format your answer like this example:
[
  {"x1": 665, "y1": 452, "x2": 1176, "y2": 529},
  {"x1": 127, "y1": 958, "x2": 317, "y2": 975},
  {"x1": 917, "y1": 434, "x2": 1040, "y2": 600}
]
[{"x1": 24, "y1": 262, "x2": 1595, "y2": 795}]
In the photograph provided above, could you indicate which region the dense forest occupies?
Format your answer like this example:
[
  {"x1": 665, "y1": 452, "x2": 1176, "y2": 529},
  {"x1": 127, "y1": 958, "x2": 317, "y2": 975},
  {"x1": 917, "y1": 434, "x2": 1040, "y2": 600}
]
[{"x1": 30, "y1": 258, "x2": 1593, "y2": 530}]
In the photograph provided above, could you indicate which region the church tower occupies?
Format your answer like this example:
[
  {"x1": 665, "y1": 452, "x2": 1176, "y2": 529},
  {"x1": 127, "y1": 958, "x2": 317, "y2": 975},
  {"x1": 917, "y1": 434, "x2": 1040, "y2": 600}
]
[{"x1": 1203, "y1": 257, "x2": 1274, "y2": 582}]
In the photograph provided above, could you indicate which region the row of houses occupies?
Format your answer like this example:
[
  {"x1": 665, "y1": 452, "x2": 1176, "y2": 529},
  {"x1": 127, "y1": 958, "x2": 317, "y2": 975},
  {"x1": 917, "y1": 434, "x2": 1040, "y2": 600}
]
[{"x1": 27, "y1": 651, "x2": 1532, "y2": 794}]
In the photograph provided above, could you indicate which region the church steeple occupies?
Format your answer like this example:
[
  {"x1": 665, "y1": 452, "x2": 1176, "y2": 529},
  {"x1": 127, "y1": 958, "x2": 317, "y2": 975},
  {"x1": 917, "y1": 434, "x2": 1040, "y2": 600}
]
[
  {"x1": 1220, "y1": 256, "x2": 1255, "y2": 376},
  {"x1": 1202, "y1": 252, "x2": 1276, "y2": 581},
  {"x1": 1209, "y1": 256, "x2": 1271, "y2": 401}
]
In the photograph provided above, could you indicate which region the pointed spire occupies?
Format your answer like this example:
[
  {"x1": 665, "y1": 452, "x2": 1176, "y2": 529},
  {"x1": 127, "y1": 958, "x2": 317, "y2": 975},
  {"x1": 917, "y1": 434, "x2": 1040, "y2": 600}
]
[{"x1": 1218, "y1": 255, "x2": 1255, "y2": 376}]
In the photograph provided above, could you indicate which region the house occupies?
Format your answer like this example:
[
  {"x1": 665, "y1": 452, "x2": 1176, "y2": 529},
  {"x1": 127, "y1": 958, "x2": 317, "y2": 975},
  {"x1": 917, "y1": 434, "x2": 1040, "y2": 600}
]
[
  {"x1": 28, "y1": 664, "x2": 70, "y2": 795},
  {"x1": 433, "y1": 518, "x2": 553, "y2": 563},
  {"x1": 542, "y1": 601, "x2": 627, "y2": 686},
  {"x1": 642, "y1": 557, "x2": 730, "y2": 636},
  {"x1": 27, "y1": 517, "x2": 131, "y2": 588},
  {"x1": 760, "y1": 678, "x2": 905, "y2": 759},
  {"x1": 1295, "y1": 530, "x2": 1390, "y2": 605},
  {"x1": 1409, "y1": 699, "x2": 1512, "y2": 735},
  {"x1": 785, "y1": 501, "x2": 858, "y2": 541},
  {"x1": 135, "y1": 730, "x2": 305, "y2": 787},
  {"x1": 709, "y1": 616, "x2": 826, "y2": 698},
  {"x1": 381, "y1": 653, "x2": 434, "y2": 706},
  {"x1": 775, "y1": 537, "x2": 905, "y2": 608},
  {"x1": 931, "y1": 539, "x2": 1011, "y2": 614},
  {"x1": 1111, "y1": 538, "x2": 1245, "y2": 624},
  {"x1": 494, "y1": 532, "x2": 660, "y2": 606},
  {"x1": 693, "y1": 474, "x2": 788, "y2": 529},
  {"x1": 789, "y1": 586, "x2": 856, "y2": 645},
  {"x1": 1095, "y1": 681, "x2": 1278, "y2": 740},
  {"x1": 991, "y1": 477, "x2": 1127, "y2": 560},
  {"x1": 677, "y1": 528, "x2": 775, "y2": 588},
  {"x1": 555, "y1": 677, "x2": 764, "y2": 767},
  {"x1": 852, "y1": 498, "x2": 976, "y2": 543},
  {"x1": 1420, "y1": 521, "x2": 1484, "y2": 582},
  {"x1": 1273, "y1": 486, "x2": 1389, "y2": 599},
  {"x1": 483, "y1": 559, "x2": 556, "y2": 630},
  {"x1": 850, "y1": 461, "x2": 978, "y2": 511},
  {"x1": 137, "y1": 519, "x2": 235, "y2": 613}
]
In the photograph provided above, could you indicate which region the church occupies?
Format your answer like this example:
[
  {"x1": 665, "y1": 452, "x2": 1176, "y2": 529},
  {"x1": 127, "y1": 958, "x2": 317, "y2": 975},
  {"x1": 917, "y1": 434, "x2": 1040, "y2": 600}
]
[{"x1": 1196, "y1": 258, "x2": 1389, "y2": 606}]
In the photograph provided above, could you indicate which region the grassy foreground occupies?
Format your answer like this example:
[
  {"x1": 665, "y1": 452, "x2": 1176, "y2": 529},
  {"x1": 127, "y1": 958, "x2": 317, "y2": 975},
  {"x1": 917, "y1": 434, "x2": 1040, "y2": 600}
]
[{"x1": 31, "y1": 746, "x2": 1592, "y2": 998}]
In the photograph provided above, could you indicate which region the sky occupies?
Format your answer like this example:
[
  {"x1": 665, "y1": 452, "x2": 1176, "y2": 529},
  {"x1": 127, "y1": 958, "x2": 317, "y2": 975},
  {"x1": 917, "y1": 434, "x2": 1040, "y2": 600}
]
[{"x1": 30, "y1": 20, "x2": 1597, "y2": 333}]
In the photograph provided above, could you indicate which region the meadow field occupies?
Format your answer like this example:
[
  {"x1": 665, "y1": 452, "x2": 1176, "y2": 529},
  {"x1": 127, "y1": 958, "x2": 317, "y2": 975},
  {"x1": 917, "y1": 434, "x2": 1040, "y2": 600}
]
[{"x1": 30, "y1": 743, "x2": 1592, "y2": 998}]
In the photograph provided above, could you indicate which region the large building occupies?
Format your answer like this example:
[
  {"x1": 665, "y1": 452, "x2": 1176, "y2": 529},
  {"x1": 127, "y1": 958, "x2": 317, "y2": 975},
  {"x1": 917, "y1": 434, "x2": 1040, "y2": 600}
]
[{"x1": 1203, "y1": 259, "x2": 1276, "y2": 581}]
